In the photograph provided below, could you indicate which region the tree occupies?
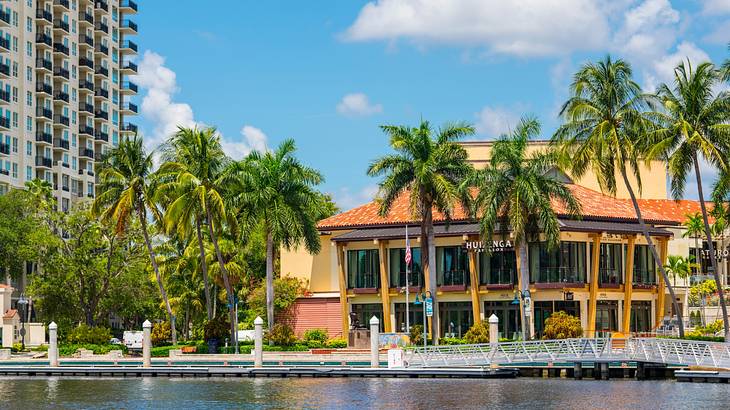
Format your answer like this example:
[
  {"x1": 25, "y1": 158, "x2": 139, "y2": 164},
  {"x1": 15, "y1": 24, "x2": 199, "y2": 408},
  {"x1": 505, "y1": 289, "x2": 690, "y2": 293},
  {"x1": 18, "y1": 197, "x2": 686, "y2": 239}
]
[
  {"x1": 682, "y1": 212, "x2": 704, "y2": 275},
  {"x1": 552, "y1": 55, "x2": 685, "y2": 336},
  {"x1": 367, "y1": 120, "x2": 475, "y2": 343},
  {"x1": 473, "y1": 116, "x2": 580, "y2": 340},
  {"x1": 664, "y1": 255, "x2": 696, "y2": 287},
  {"x1": 227, "y1": 139, "x2": 324, "y2": 332},
  {"x1": 93, "y1": 135, "x2": 178, "y2": 344},
  {"x1": 653, "y1": 60, "x2": 730, "y2": 339},
  {"x1": 543, "y1": 311, "x2": 583, "y2": 339}
]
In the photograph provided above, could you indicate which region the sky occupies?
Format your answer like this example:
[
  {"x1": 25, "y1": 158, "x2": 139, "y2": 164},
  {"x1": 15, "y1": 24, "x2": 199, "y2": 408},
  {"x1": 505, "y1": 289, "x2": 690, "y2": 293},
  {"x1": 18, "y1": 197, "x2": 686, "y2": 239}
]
[{"x1": 131, "y1": 0, "x2": 730, "y2": 208}]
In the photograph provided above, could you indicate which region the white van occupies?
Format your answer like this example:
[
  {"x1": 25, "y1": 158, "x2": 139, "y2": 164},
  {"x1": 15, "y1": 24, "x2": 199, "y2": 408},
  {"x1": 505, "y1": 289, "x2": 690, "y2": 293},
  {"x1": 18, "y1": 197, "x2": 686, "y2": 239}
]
[{"x1": 123, "y1": 331, "x2": 143, "y2": 350}]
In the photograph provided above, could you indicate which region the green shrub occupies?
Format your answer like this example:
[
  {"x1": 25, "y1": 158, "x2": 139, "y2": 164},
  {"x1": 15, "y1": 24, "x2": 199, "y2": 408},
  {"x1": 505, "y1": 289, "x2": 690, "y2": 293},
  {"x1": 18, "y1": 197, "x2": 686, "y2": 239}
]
[
  {"x1": 325, "y1": 338, "x2": 347, "y2": 349},
  {"x1": 31, "y1": 344, "x2": 49, "y2": 352},
  {"x1": 151, "y1": 322, "x2": 171, "y2": 347},
  {"x1": 441, "y1": 337, "x2": 467, "y2": 345},
  {"x1": 66, "y1": 325, "x2": 112, "y2": 345},
  {"x1": 409, "y1": 325, "x2": 424, "y2": 346},
  {"x1": 464, "y1": 321, "x2": 490, "y2": 344},
  {"x1": 303, "y1": 328, "x2": 328, "y2": 343},
  {"x1": 58, "y1": 343, "x2": 128, "y2": 357},
  {"x1": 542, "y1": 311, "x2": 583, "y2": 339},
  {"x1": 204, "y1": 316, "x2": 231, "y2": 341},
  {"x1": 266, "y1": 323, "x2": 297, "y2": 346},
  {"x1": 11, "y1": 342, "x2": 24, "y2": 353}
]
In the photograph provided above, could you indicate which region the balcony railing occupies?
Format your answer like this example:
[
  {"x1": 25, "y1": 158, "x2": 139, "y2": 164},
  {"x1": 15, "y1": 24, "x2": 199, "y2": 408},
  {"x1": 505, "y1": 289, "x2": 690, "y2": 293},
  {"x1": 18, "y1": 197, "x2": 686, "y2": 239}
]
[
  {"x1": 35, "y1": 107, "x2": 53, "y2": 120},
  {"x1": 0, "y1": 89, "x2": 9, "y2": 103},
  {"x1": 0, "y1": 168, "x2": 8, "y2": 176},
  {"x1": 120, "y1": 102, "x2": 138, "y2": 113},
  {"x1": 122, "y1": 61, "x2": 138, "y2": 73},
  {"x1": 480, "y1": 269, "x2": 516, "y2": 287},
  {"x1": 53, "y1": 43, "x2": 70, "y2": 55},
  {"x1": 122, "y1": 81, "x2": 138, "y2": 92},
  {"x1": 36, "y1": 9, "x2": 53, "y2": 23},
  {"x1": 0, "y1": 142, "x2": 9, "y2": 155},
  {"x1": 94, "y1": 21, "x2": 109, "y2": 34},
  {"x1": 36, "y1": 33, "x2": 53, "y2": 48},
  {"x1": 532, "y1": 267, "x2": 586, "y2": 285},
  {"x1": 121, "y1": 40, "x2": 138, "y2": 52},
  {"x1": 79, "y1": 35, "x2": 94, "y2": 47},
  {"x1": 348, "y1": 272, "x2": 379, "y2": 290},
  {"x1": 36, "y1": 82, "x2": 53, "y2": 95},
  {"x1": 53, "y1": 138, "x2": 70, "y2": 150},
  {"x1": 79, "y1": 80, "x2": 94, "y2": 91},
  {"x1": 36, "y1": 58, "x2": 53, "y2": 71},
  {"x1": 0, "y1": 37, "x2": 10, "y2": 51},
  {"x1": 79, "y1": 12, "x2": 94, "y2": 25},
  {"x1": 121, "y1": 122, "x2": 138, "y2": 133},
  {"x1": 79, "y1": 125, "x2": 94, "y2": 136},
  {"x1": 120, "y1": 0, "x2": 138, "y2": 12},
  {"x1": 54, "y1": 91, "x2": 70, "y2": 103},
  {"x1": 53, "y1": 20, "x2": 70, "y2": 33},
  {"x1": 35, "y1": 156, "x2": 53, "y2": 168},
  {"x1": 0, "y1": 10, "x2": 10, "y2": 26},
  {"x1": 0, "y1": 62, "x2": 8, "y2": 77},
  {"x1": 94, "y1": 88, "x2": 109, "y2": 98},
  {"x1": 391, "y1": 271, "x2": 423, "y2": 289},
  {"x1": 96, "y1": 66, "x2": 109, "y2": 77},
  {"x1": 79, "y1": 147, "x2": 94, "y2": 158},
  {"x1": 438, "y1": 270, "x2": 469, "y2": 287},
  {"x1": 95, "y1": 1, "x2": 109, "y2": 12},
  {"x1": 95, "y1": 43, "x2": 109, "y2": 55},
  {"x1": 0, "y1": 116, "x2": 9, "y2": 129},
  {"x1": 599, "y1": 268, "x2": 622, "y2": 286},
  {"x1": 53, "y1": 115, "x2": 70, "y2": 126},
  {"x1": 79, "y1": 102, "x2": 94, "y2": 113},
  {"x1": 95, "y1": 110, "x2": 109, "y2": 120},
  {"x1": 95, "y1": 131, "x2": 109, "y2": 142},
  {"x1": 121, "y1": 19, "x2": 138, "y2": 32},
  {"x1": 53, "y1": 0, "x2": 70, "y2": 10},
  {"x1": 80, "y1": 57, "x2": 94, "y2": 69},
  {"x1": 633, "y1": 269, "x2": 657, "y2": 286},
  {"x1": 53, "y1": 66, "x2": 70, "y2": 79},
  {"x1": 35, "y1": 131, "x2": 53, "y2": 144}
]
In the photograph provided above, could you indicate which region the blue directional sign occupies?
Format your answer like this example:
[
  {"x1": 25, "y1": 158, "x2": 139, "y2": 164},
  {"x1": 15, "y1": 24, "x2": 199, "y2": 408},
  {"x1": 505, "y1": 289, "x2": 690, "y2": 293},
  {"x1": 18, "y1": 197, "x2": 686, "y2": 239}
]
[{"x1": 425, "y1": 298, "x2": 433, "y2": 317}]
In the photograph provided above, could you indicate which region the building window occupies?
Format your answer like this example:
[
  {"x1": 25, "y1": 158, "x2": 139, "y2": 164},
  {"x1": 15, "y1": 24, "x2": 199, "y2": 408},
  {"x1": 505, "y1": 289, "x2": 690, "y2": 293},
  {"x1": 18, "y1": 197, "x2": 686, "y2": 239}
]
[
  {"x1": 11, "y1": 162, "x2": 17, "y2": 178},
  {"x1": 26, "y1": 116, "x2": 31, "y2": 131},
  {"x1": 26, "y1": 66, "x2": 31, "y2": 82},
  {"x1": 11, "y1": 137, "x2": 17, "y2": 152},
  {"x1": 26, "y1": 165, "x2": 32, "y2": 180},
  {"x1": 394, "y1": 303, "x2": 425, "y2": 333},
  {"x1": 26, "y1": 141, "x2": 32, "y2": 156},
  {"x1": 347, "y1": 249, "x2": 379, "y2": 289},
  {"x1": 529, "y1": 241, "x2": 587, "y2": 284},
  {"x1": 631, "y1": 245, "x2": 657, "y2": 285},
  {"x1": 533, "y1": 301, "x2": 580, "y2": 338},
  {"x1": 595, "y1": 300, "x2": 619, "y2": 335},
  {"x1": 439, "y1": 301, "x2": 473, "y2": 338},
  {"x1": 26, "y1": 41, "x2": 31, "y2": 57},
  {"x1": 26, "y1": 17, "x2": 31, "y2": 32},
  {"x1": 436, "y1": 246, "x2": 469, "y2": 287},
  {"x1": 590, "y1": 243, "x2": 623, "y2": 285},
  {"x1": 350, "y1": 304, "x2": 383, "y2": 331},
  {"x1": 26, "y1": 91, "x2": 31, "y2": 106},
  {"x1": 389, "y1": 247, "x2": 422, "y2": 288},
  {"x1": 484, "y1": 301, "x2": 521, "y2": 339},
  {"x1": 630, "y1": 301, "x2": 652, "y2": 333},
  {"x1": 479, "y1": 249, "x2": 517, "y2": 286}
]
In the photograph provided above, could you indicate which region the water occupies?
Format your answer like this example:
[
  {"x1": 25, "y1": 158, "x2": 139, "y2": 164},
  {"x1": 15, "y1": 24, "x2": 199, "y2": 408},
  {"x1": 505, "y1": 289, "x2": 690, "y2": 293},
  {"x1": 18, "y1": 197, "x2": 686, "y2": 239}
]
[{"x1": 0, "y1": 377, "x2": 727, "y2": 409}]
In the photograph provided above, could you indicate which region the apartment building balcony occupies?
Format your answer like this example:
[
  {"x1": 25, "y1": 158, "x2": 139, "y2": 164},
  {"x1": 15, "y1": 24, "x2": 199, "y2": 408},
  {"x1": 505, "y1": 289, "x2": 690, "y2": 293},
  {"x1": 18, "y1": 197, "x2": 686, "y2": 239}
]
[
  {"x1": 53, "y1": 114, "x2": 70, "y2": 127},
  {"x1": 94, "y1": 43, "x2": 109, "y2": 56},
  {"x1": 95, "y1": 0, "x2": 109, "y2": 13},
  {"x1": 36, "y1": 106, "x2": 54, "y2": 120},
  {"x1": 36, "y1": 82, "x2": 53, "y2": 96},
  {"x1": 53, "y1": 19, "x2": 70, "y2": 34},
  {"x1": 53, "y1": 66, "x2": 70, "y2": 80},
  {"x1": 0, "y1": 9, "x2": 10, "y2": 27},
  {"x1": 120, "y1": 19, "x2": 137, "y2": 35},
  {"x1": 35, "y1": 156, "x2": 53, "y2": 169},
  {"x1": 120, "y1": 102, "x2": 138, "y2": 115},
  {"x1": 79, "y1": 11, "x2": 94, "y2": 27},
  {"x1": 53, "y1": 42, "x2": 70, "y2": 56},
  {"x1": 79, "y1": 57, "x2": 94, "y2": 70},
  {"x1": 0, "y1": 89, "x2": 9, "y2": 104},
  {"x1": 94, "y1": 109, "x2": 109, "y2": 120},
  {"x1": 35, "y1": 131, "x2": 53, "y2": 144},
  {"x1": 121, "y1": 81, "x2": 138, "y2": 94},
  {"x1": 53, "y1": 0, "x2": 70, "y2": 11},
  {"x1": 79, "y1": 147, "x2": 94, "y2": 159},
  {"x1": 36, "y1": 33, "x2": 53, "y2": 49},
  {"x1": 79, "y1": 35, "x2": 94, "y2": 49},
  {"x1": 36, "y1": 58, "x2": 53, "y2": 73},
  {"x1": 120, "y1": 40, "x2": 138, "y2": 54},
  {"x1": 0, "y1": 37, "x2": 10, "y2": 52},
  {"x1": 80, "y1": 168, "x2": 95, "y2": 177},
  {"x1": 0, "y1": 61, "x2": 9, "y2": 79},
  {"x1": 94, "y1": 130, "x2": 109, "y2": 142},
  {"x1": 94, "y1": 151, "x2": 103, "y2": 161},
  {"x1": 121, "y1": 61, "x2": 137, "y2": 74},
  {"x1": 0, "y1": 142, "x2": 9, "y2": 155},
  {"x1": 94, "y1": 66, "x2": 109, "y2": 77},
  {"x1": 79, "y1": 102, "x2": 94, "y2": 114},
  {"x1": 36, "y1": 8, "x2": 53, "y2": 25},
  {"x1": 79, "y1": 79, "x2": 95, "y2": 92},
  {"x1": 120, "y1": 122, "x2": 138, "y2": 134},
  {"x1": 94, "y1": 21, "x2": 109, "y2": 34},
  {"x1": 94, "y1": 87, "x2": 109, "y2": 99},
  {"x1": 55, "y1": 160, "x2": 70, "y2": 169},
  {"x1": 53, "y1": 138, "x2": 70, "y2": 150},
  {"x1": 53, "y1": 90, "x2": 69, "y2": 103},
  {"x1": 0, "y1": 116, "x2": 9, "y2": 130},
  {"x1": 79, "y1": 124, "x2": 94, "y2": 137},
  {"x1": 120, "y1": 0, "x2": 138, "y2": 13}
]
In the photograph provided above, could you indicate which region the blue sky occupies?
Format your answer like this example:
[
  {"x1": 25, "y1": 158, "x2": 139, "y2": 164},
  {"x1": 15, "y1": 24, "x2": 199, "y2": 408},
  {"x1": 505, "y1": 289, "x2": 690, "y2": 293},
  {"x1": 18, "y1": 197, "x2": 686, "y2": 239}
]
[{"x1": 132, "y1": 0, "x2": 730, "y2": 207}]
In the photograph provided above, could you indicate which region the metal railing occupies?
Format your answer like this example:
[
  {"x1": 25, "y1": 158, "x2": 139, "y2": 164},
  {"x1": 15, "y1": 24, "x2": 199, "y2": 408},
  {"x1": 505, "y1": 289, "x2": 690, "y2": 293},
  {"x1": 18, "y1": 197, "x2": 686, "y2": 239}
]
[{"x1": 405, "y1": 337, "x2": 730, "y2": 368}]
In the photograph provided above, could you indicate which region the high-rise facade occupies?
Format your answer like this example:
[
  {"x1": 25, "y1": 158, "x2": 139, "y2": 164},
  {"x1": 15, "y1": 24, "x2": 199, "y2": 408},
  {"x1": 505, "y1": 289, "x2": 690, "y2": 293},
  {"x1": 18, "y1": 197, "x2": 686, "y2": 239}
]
[{"x1": 0, "y1": 0, "x2": 137, "y2": 209}]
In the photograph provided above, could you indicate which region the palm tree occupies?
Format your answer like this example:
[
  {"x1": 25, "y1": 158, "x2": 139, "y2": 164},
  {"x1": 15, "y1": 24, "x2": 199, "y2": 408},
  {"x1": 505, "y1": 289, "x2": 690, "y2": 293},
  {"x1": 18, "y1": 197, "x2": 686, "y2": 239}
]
[
  {"x1": 653, "y1": 61, "x2": 730, "y2": 339},
  {"x1": 682, "y1": 213, "x2": 704, "y2": 277},
  {"x1": 474, "y1": 116, "x2": 580, "y2": 339},
  {"x1": 93, "y1": 135, "x2": 177, "y2": 344},
  {"x1": 157, "y1": 126, "x2": 230, "y2": 322},
  {"x1": 367, "y1": 120, "x2": 475, "y2": 342},
  {"x1": 552, "y1": 55, "x2": 685, "y2": 336},
  {"x1": 227, "y1": 139, "x2": 324, "y2": 331},
  {"x1": 665, "y1": 255, "x2": 696, "y2": 287}
]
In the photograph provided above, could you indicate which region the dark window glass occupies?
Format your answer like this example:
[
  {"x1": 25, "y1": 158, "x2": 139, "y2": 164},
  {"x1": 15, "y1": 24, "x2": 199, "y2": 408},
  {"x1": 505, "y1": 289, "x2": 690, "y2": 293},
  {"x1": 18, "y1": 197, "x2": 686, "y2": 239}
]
[
  {"x1": 389, "y1": 247, "x2": 422, "y2": 288},
  {"x1": 529, "y1": 241, "x2": 586, "y2": 283},
  {"x1": 479, "y1": 250, "x2": 517, "y2": 285},
  {"x1": 590, "y1": 243, "x2": 623, "y2": 284},
  {"x1": 347, "y1": 249, "x2": 380, "y2": 289},
  {"x1": 350, "y1": 303, "x2": 384, "y2": 331},
  {"x1": 436, "y1": 246, "x2": 469, "y2": 286},
  {"x1": 630, "y1": 301, "x2": 652, "y2": 333},
  {"x1": 631, "y1": 245, "x2": 656, "y2": 285},
  {"x1": 533, "y1": 301, "x2": 580, "y2": 337},
  {"x1": 439, "y1": 302, "x2": 472, "y2": 338}
]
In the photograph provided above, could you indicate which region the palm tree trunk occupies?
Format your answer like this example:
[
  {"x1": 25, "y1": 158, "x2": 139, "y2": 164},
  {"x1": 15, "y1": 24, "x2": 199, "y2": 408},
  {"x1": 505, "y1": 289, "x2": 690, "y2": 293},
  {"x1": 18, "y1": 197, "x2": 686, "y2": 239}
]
[
  {"x1": 266, "y1": 228, "x2": 275, "y2": 334},
  {"x1": 421, "y1": 195, "x2": 439, "y2": 344},
  {"x1": 204, "y1": 206, "x2": 237, "y2": 347},
  {"x1": 518, "y1": 241, "x2": 530, "y2": 340},
  {"x1": 620, "y1": 168, "x2": 684, "y2": 337},
  {"x1": 138, "y1": 207, "x2": 177, "y2": 345},
  {"x1": 195, "y1": 216, "x2": 213, "y2": 321},
  {"x1": 693, "y1": 155, "x2": 730, "y2": 340}
]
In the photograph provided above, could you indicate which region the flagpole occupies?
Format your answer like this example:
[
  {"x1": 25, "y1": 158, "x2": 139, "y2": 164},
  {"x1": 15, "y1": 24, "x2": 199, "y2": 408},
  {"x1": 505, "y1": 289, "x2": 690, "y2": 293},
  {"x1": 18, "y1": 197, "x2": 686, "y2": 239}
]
[{"x1": 400, "y1": 226, "x2": 406, "y2": 334}]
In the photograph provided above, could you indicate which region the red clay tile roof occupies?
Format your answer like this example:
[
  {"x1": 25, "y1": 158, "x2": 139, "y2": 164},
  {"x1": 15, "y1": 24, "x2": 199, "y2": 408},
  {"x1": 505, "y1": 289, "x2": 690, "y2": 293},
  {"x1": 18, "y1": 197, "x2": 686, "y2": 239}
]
[
  {"x1": 319, "y1": 184, "x2": 683, "y2": 230},
  {"x1": 3, "y1": 309, "x2": 17, "y2": 319},
  {"x1": 637, "y1": 199, "x2": 714, "y2": 224}
]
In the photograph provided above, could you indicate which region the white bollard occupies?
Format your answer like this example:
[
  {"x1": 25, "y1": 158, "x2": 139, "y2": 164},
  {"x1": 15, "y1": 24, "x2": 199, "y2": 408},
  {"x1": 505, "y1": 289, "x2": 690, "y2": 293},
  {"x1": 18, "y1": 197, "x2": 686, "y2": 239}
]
[
  {"x1": 489, "y1": 314, "x2": 499, "y2": 344},
  {"x1": 370, "y1": 316, "x2": 380, "y2": 368},
  {"x1": 254, "y1": 316, "x2": 263, "y2": 368},
  {"x1": 48, "y1": 322, "x2": 58, "y2": 367},
  {"x1": 142, "y1": 320, "x2": 151, "y2": 368}
]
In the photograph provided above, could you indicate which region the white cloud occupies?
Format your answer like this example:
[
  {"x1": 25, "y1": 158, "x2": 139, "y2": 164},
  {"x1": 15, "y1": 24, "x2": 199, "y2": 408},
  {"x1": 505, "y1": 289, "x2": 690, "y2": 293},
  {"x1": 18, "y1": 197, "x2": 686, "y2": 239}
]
[
  {"x1": 615, "y1": 0, "x2": 680, "y2": 67},
  {"x1": 705, "y1": 20, "x2": 730, "y2": 44},
  {"x1": 702, "y1": 0, "x2": 730, "y2": 15},
  {"x1": 336, "y1": 93, "x2": 383, "y2": 117},
  {"x1": 133, "y1": 51, "x2": 195, "y2": 148},
  {"x1": 644, "y1": 41, "x2": 711, "y2": 91},
  {"x1": 474, "y1": 106, "x2": 520, "y2": 138},
  {"x1": 343, "y1": 0, "x2": 611, "y2": 57},
  {"x1": 220, "y1": 125, "x2": 269, "y2": 160},
  {"x1": 333, "y1": 184, "x2": 379, "y2": 211}
]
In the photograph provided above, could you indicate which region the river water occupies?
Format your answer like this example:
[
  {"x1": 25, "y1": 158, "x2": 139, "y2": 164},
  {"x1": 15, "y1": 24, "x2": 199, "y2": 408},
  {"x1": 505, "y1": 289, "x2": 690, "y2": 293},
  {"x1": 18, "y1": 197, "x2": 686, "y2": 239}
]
[{"x1": 0, "y1": 377, "x2": 727, "y2": 409}]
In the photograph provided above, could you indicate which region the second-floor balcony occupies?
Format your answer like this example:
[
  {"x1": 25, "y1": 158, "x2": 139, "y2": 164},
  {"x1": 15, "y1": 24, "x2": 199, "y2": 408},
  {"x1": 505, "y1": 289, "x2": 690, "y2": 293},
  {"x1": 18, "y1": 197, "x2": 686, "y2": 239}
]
[
  {"x1": 94, "y1": 21, "x2": 109, "y2": 34},
  {"x1": 120, "y1": 19, "x2": 138, "y2": 34},
  {"x1": 80, "y1": 57, "x2": 94, "y2": 70},
  {"x1": 121, "y1": 61, "x2": 138, "y2": 74},
  {"x1": 95, "y1": 109, "x2": 109, "y2": 120},
  {"x1": 36, "y1": 106, "x2": 53, "y2": 120},
  {"x1": 53, "y1": 66, "x2": 70, "y2": 80},
  {"x1": 35, "y1": 131, "x2": 53, "y2": 144},
  {"x1": 94, "y1": 88, "x2": 109, "y2": 99},
  {"x1": 95, "y1": 66, "x2": 109, "y2": 77},
  {"x1": 95, "y1": 43, "x2": 109, "y2": 55},
  {"x1": 79, "y1": 35, "x2": 94, "y2": 48},
  {"x1": 120, "y1": 102, "x2": 138, "y2": 114},
  {"x1": 79, "y1": 11, "x2": 94, "y2": 27}
]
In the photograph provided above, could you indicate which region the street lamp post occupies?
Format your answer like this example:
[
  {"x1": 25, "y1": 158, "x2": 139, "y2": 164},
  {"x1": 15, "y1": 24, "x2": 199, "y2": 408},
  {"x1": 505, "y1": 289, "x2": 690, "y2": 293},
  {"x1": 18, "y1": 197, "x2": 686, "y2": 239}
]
[
  {"x1": 414, "y1": 291, "x2": 432, "y2": 348},
  {"x1": 17, "y1": 294, "x2": 29, "y2": 350},
  {"x1": 511, "y1": 289, "x2": 531, "y2": 340}
]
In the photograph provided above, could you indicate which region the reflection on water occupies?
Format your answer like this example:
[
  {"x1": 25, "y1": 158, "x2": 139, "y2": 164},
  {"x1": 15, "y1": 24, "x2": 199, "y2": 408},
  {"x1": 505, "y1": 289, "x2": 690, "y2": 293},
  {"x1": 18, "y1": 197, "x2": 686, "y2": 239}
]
[{"x1": 0, "y1": 377, "x2": 727, "y2": 409}]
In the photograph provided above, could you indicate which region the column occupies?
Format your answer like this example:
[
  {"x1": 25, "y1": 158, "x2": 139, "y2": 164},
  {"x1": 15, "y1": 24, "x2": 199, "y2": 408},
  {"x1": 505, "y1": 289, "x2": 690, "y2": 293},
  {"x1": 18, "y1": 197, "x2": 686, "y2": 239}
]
[
  {"x1": 336, "y1": 243, "x2": 349, "y2": 338},
  {"x1": 142, "y1": 320, "x2": 151, "y2": 368},
  {"x1": 377, "y1": 240, "x2": 392, "y2": 333},
  {"x1": 656, "y1": 238, "x2": 668, "y2": 327},
  {"x1": 622, "y1": 235, "x2": 636, "y2": 335},
  {"x1": 587, "y1": 234, "x2": 601, "y2": 338},
  {"x1": 48, "y1": 321, "x2": 58, "y2": 367},
  {"x1": 468, "y1": 238, "x2": 482, "y2": 323},
  {"x1": 254, "y1": 316, "x2": 263, "y2": 368}
]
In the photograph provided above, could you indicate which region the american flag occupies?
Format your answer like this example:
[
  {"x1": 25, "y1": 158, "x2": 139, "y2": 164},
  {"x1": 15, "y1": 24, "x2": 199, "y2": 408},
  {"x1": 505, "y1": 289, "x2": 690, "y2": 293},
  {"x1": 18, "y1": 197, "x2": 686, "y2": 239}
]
[{"x1": 405, "y1": 226, "x2": 412, "y2": 266}]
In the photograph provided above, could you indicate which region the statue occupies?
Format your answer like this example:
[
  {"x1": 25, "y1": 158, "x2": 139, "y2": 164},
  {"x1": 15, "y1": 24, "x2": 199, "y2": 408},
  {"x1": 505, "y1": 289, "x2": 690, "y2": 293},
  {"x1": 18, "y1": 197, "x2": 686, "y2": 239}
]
[{"x1": 349, "y1": 312, "x2": 363, "y2": 329}]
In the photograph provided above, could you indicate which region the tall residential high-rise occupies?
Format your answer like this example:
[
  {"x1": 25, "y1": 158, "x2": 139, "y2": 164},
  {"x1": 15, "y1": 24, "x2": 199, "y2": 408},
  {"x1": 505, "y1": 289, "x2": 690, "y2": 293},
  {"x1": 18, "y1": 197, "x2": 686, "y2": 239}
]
[{"x1": 0, "y1": 0, "x2": 138, "y2": 210}]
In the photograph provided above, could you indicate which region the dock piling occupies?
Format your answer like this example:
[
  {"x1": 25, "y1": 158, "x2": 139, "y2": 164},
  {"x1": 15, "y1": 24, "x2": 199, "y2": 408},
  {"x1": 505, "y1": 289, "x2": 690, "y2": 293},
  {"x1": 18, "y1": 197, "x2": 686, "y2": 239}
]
[
  {"x1": 370, "y1": 316, "x2": 379, "y2": 368},
  {"x1": 254, "y1": 316, "x2": 263, "y2": 368},
  {"x1": 142, "y1": 320, "x2": 151, "y2": 368},
  {"x1": 48, "y1": 322, "x2": 58, "y2": 367}
]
